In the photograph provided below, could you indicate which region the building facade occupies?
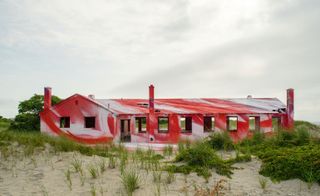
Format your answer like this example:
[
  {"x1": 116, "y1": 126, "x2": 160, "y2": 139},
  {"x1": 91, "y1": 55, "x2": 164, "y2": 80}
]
[{"x1": 40, "y1": 85, "x2": 294, "y2": 144}]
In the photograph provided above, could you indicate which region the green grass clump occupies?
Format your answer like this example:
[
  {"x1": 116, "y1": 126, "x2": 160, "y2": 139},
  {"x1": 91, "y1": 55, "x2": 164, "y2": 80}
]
[
  {"x1": 259, "y1": 177, "x2": 268, "y2": 190},
  {"x1": 71, "y1": 156, "x2": 83, "y2": 174},
  {"x1": 98, "y1": 158, "x2": 107, "y2": 173},
  {"x1": 88, "y1": 165, "x2": 99, "y2": 179},
  {"x1": 120, "y1": 169, "x2": 140, "y2": 196}
]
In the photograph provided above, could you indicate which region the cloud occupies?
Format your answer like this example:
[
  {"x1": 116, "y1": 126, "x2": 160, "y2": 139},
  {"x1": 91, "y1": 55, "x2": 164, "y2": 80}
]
[{"x1": 0, "y1": 0, "x2": 319, "y2": 121}]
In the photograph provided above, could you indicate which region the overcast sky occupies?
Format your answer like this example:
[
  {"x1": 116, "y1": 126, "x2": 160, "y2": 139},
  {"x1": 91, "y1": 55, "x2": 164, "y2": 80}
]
[{"x1": 0, "y1": 0, "x2": 319, "y2": 121}]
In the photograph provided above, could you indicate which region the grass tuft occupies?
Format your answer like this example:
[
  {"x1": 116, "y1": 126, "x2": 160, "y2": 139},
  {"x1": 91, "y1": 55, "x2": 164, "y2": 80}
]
[{"x1": 120, "y1": 169, "x2": 140, "y2": 196}]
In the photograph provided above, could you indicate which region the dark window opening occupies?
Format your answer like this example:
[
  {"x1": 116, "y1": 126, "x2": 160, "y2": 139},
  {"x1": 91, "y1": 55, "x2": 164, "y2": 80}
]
[
  {"x1": 135, "y1": 117, "x2": 147, "y2": 133},
  {"x1": 204, "y1": 116, "x2": 215, "y2": 132},
  {"x1": 85, "y1": 117, "x2": 95, "y2": 128},
  {"x1": 249, "y1": 116, "x2": 260, "y2": 132},
  {"x1": 158, "y1": 117, "x2": 169, "y2": 133},
  {"x1": 227, "y1": 116, "x2": 238, "y2": 131},
  {"x1": 60, "y1": 117, "x2": 70, "y2": 128},
  {"x1": 272, "y1": 117, "x2": 280, "y2": 131},
  {"x1": 181, "y1": 116, "x2": 192, "y2": 133}
]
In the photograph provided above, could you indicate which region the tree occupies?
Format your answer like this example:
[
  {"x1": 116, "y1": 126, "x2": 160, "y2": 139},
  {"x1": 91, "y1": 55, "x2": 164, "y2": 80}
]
[{"x1": 10, "y1": 94, "x2": 61, "y2": 131}]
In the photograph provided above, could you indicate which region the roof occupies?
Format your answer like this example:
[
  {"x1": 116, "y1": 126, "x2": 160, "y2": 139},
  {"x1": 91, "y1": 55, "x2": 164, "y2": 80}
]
[{"x1": 94, "y1": 97, "x2": 287, "y2": 115}]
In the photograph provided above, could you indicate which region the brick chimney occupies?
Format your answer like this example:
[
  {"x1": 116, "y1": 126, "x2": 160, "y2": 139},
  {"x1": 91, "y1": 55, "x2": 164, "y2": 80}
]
[
  {"x1": 148, "y1": 84, "x2": 155, "y2": 142},
  {"x1": 286, "y1": 88, "x2": 294, "y2": 129},
  {"x1": 44, "y1": 87, "x2": 52, "y2": 110},
  {"x1": 149, "y1": 84, "x2": 154, "y2": 110}
]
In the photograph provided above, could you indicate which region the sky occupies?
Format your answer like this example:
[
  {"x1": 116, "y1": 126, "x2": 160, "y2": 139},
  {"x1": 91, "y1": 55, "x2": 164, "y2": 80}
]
[{"x1": 0, "y1": 0, "x2": 319, "y2": 122}]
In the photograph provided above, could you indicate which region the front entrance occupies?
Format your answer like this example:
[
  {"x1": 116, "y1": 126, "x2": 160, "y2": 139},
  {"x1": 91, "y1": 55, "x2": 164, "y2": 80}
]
[{"x1": 120, "y1": 119, "x2": 131, "y2": 142}]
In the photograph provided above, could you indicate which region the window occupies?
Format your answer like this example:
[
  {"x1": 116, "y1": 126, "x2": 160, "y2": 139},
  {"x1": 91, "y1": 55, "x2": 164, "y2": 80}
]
[
  {"x1": 227, "y1": 116, "x2": 238, "y2": 131},
  {"x1": 60, "y1": 117, "x2": 70, "y2": 128},
  {"x1": 204, "y1": 116, "x2": 215, "y2": 132},
  {"x1": 135, "y1": 117, "x2": 147, "y2": 133},
  {"x1": 249, "y1": 116, "x2": 260, "y2": 131},
  {"x1": 158, "y1": 117, "x2": 169, "y2": 133},
  {"x1": 272, "y1": 117, "x2": 280, "y2": 131},
  {"x1": 85, "y1": 117, "x2": 95, "y2": 128},
  {"x1": 181, "y1": 116, "x2": 192, "y2": 133}
]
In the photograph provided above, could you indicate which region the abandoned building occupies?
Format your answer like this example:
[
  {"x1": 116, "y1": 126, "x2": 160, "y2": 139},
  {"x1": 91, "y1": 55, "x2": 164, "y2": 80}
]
[{"x1": 40, "y1": 85, "x2": 294, "y2": 145}]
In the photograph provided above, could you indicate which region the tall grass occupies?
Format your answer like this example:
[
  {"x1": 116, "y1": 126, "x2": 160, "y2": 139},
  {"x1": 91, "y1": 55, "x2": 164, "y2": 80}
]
[
  {"x1": 98, "y1": 158, "x2": 107, "y2": 173},
  {"x1": 71, "y1": 156, "x2": 83, "y2": 174},
  {"x1": 163, "y1": 145, "x2": 173, "y2": 157},
  {"x1": 64, "y1": 169, "x2": 72, "y2": 190},
  {"x1": 0, "y1": 130, "x2": 110, "y2": 157}
]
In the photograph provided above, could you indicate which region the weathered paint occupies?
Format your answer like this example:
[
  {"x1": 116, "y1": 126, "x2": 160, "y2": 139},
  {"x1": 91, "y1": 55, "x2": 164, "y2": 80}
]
[{"x1": 40, "y1": 86, "x2": 294, "y2": 144}]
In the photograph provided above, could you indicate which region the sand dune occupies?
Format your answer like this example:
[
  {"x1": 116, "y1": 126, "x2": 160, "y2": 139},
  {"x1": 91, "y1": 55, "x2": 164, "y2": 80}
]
[{"x1": 0, "y1": 146, "x2": 319, "y2": 196}]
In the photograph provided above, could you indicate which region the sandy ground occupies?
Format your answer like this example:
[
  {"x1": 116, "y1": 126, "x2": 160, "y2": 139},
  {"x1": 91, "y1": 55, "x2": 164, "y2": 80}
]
[{"x1": 0, "y1": 146, "x2": 319, "y2": 196}]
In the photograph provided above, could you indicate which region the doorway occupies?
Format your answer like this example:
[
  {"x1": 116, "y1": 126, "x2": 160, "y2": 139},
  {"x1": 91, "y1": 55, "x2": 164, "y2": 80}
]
[{"x1": 120, "y1": 119, "x2": 131, "y2": 142}]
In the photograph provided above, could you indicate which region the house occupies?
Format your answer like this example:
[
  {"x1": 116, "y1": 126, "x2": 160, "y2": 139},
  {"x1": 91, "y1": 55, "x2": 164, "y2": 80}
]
[{"x1": 40, "y1": 85, "x2": 294, "y2": 145}]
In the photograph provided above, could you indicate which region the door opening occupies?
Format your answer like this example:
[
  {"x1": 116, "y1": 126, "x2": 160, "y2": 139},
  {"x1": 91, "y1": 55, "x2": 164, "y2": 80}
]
[{"x1": 120, "y1": 119, "x2": 131, "y2": 142}]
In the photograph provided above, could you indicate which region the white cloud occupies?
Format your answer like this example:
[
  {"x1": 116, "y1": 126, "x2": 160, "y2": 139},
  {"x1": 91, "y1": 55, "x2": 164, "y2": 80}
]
[{"x1": 0, "y1": 0, "x2": 319, "y2": 122}]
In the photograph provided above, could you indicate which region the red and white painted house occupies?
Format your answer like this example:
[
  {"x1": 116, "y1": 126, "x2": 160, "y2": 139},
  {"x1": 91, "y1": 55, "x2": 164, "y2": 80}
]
[{"x1": 40, "y1": 85, "x2": 294, "y2": 146}]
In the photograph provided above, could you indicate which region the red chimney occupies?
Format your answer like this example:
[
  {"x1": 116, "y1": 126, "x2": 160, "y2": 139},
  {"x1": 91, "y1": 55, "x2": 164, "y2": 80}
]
[
  {"x1": 149, "y1": 84, "x2": 154, "y2": 110},
  {"x1": 44, "y1": 87, "x2": 52, "y2": 110},
  {"x1": 148, "y1": 84, "x2": 155, "y2": 142},
  {"x1": 286, "y1": 88, "x2": 294, "y2": 129}
]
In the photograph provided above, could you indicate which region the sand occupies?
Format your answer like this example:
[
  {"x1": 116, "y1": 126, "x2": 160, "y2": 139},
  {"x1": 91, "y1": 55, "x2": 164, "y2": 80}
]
[{"x1": 0, "y1": 145, "x2": 319, "y2": 196}]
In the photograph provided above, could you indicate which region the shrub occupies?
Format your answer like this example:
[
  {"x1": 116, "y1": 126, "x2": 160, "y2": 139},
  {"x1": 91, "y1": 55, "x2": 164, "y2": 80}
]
[
  {"x1": 251, "y1": 131, "x2": 265, "y2": 145},
  {"x1": 295, "y1": 125, "x2": 311, "y2": 145},
  {"x1": 258, "y1": 144, "x2": 320, "y2": 184},
  {"x1": 207, "y1": 132, "x2": 234, "y2": 151},
  {"x1": 172, "y1": 142, "x2": 233, "y2": 177}
]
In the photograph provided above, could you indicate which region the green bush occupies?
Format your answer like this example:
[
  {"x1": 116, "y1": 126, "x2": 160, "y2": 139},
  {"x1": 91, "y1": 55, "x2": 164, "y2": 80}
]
[
  {"x1": 207, "y1": 132, "x2": 234, "y2": 151},
  {"x1": 258, "y1": 144, "x2": 320, "y2": 184},
  {"x1": 172, "y1": 142, "x2": 234, "y2": 178},
  {"x1": 251, "y1": 131, "x2": 265, "y2": 145},
  {"x1": 236, "y1": 125, "x2": 319, "y2": 184}
]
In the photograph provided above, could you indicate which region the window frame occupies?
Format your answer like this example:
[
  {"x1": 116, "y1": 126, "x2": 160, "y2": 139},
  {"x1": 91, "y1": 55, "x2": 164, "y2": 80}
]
[
  {"x1": 204, "y1": 116, "x2": 215, "y2": 132},
  {"x1": 249, "y1": 116, "x2": 260, "y2": 132},
  {"x1": 158, "y1": 117, "x2": 169, "y2": 133},
  {"x1": 180, "y1": 116, "x2": 192, "y2": 133},
  {"x1": 227, "y1": 116, "x2": 238, "y2": 131},
  {"x1": 60, "y1": 117, "x2": 70, "y2": 128},
  {"x1": 84, "y1": 116, "x2": 96, "y2": 128},
  {"x1": 135, "y1": 117, "x2": 147, "y2": 133}
]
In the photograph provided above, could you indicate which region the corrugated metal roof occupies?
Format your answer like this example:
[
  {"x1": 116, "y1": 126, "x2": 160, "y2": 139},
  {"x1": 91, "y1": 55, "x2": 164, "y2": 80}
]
[{"x1": 95, "y1": 98, "x2": 286, "y2": 115}]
